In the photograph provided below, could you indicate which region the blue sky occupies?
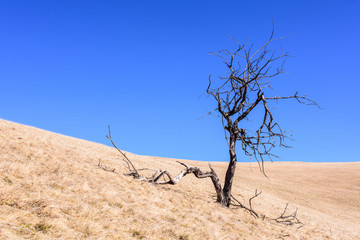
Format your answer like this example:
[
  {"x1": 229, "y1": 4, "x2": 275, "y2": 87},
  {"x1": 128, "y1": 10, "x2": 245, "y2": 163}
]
[{"x1": 1, "y1": 0, "x2": 359, "y2": 162}]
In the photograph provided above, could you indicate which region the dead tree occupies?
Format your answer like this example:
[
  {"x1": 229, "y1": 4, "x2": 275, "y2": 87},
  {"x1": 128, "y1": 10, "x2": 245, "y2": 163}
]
[
  {"x1": 205, "y1": 27, "x2": 319, "y2": 207},
  {"x1": 100, "y1": 27, "x2": 318, "y2": 216}
]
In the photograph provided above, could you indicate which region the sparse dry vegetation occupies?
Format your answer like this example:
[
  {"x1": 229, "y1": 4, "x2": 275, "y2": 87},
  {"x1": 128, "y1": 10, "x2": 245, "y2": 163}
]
[{"x1": 1, "y1": 119, "x2": 359, "y2": 239}]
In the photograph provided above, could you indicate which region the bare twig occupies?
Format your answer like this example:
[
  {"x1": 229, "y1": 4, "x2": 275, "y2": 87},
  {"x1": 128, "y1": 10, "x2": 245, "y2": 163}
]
[{"x1": 97, "y1": 159, "x2": 118, "y2": 174}]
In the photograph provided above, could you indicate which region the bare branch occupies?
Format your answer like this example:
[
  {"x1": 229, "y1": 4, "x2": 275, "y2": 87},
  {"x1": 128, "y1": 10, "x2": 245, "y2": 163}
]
[
  {"x1": 249, "y1": 189, "x2": 262, "y2": 213},
  {"x1": 266, "y1": 92, "x2": 321, "y2": 108},
  {"x1": 230, "y1": 189, "x2": 262, "y2": 218},
  {"x1": 106, "y1": 125, "x2": 139, "y2": 178}
]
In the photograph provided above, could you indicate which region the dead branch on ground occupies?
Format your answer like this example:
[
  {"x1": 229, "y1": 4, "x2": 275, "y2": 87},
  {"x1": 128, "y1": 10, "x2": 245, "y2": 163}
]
[
  {"x1": 273, "y1": 203, "x2": 304, "y2": 228},
  {"x1": 103, "y1": 126, "x2": 213, "y2": 184},
  {"x1": 100, "y1": 125, "x2": 264, "y2": 217}
]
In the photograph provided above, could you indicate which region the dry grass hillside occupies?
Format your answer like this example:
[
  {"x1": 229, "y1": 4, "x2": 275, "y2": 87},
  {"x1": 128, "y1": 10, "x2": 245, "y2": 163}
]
[{"x1": 1, "y1": 119, "x2": 359, "y2": 239}]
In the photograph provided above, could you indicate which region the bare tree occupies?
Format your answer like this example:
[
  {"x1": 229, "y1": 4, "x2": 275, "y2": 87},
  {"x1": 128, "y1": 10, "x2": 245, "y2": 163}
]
[
  {"x1": 99, "y1": 27, "x2": 318, "y2": 216},
  {"x1": 205, "y1": 28, "x2": 318, "y2": 207}
]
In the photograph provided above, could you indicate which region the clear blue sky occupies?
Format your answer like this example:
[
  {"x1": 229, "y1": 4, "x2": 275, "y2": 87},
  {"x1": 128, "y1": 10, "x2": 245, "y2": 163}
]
[{"x1": 1, "y1": 0, "x2": 359, "y2": 162}]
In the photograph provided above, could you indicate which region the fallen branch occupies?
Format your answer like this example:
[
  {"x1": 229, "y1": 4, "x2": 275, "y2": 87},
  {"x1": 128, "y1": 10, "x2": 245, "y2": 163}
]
[
  {"x1": 100, "y1": 126, "x2": 262, "y2": 216},
  {"x1": 273, "y1": 203, "x2": 304, "y2": 228}
]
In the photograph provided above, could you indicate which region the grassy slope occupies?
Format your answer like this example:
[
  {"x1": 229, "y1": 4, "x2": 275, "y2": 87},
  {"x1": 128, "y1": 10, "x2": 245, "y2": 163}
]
[{"x1": 0, "y1": 119, "x2": 359, "y2": 239}]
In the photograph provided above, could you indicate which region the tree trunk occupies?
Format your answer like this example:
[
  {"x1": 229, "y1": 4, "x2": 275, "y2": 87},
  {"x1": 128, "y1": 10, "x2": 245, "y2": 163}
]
[{"x1": 221, "y1": 133, "x2": 237, "y2": 206}]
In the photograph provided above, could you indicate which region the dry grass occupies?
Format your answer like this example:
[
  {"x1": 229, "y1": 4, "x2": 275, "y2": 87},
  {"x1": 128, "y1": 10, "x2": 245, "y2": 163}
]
[{"x1": 0, "y1": 119, "x2": 359, "y2": 239}]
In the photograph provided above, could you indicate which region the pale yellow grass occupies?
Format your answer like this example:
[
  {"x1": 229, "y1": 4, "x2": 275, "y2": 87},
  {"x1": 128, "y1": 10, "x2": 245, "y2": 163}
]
[{"x1": 0, "y1": 119, "x2": 359, "y2": 239}]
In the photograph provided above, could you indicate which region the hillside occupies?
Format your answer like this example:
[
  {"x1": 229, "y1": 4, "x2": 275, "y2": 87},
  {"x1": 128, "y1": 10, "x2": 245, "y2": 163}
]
[{"x1": 1, "y1": 119, "x2": 359, "y2": 239}]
